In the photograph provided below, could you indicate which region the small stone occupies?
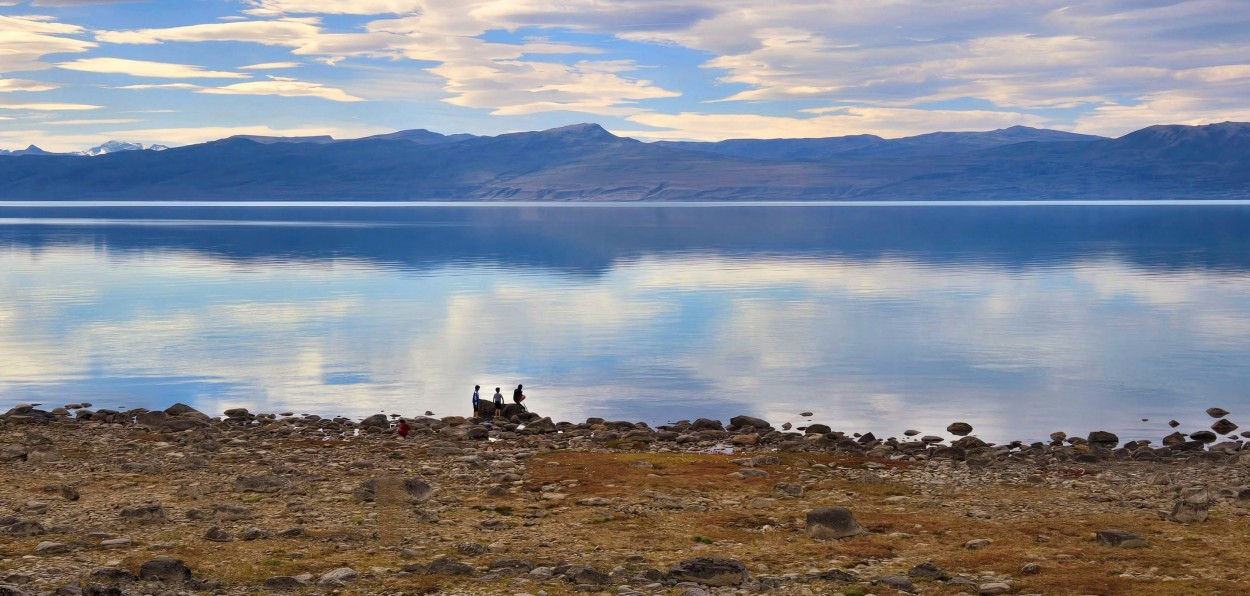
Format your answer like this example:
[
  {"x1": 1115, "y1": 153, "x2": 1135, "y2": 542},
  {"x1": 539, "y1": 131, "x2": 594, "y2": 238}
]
[
  {"x1": 904, "y1": 429, "x2": 920, "y2": 436},
  {"x1": 1021, "y1": 562, "x2": 1041, "y2": 575},
  {"x1": 98, "y1": 538, "x2": 131, "y2": 549},
  {"x1": 806, "y1": 507, "x2": 865, "y2": 540},
  {"x1": 964, "y1": 539, "x2": 992, "y2": 549},
  {"x1": 263, "y1": 576, "x2": 305, "y2": 590},
  {"x1": 1168, "y1": 419, "x2": 1180, "y2": 427},
  {"x1": 1207, "y1": 407, "x2": 1231, "y2": 418},
  {"x1": 240, "y1": 528, "x2": 267, "y2": 541}
]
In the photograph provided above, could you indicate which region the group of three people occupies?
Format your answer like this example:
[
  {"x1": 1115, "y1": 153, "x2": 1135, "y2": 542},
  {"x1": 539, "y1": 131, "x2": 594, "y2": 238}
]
[{"x1": 471, "y1": 383, "x2": 527, "y2": 417}]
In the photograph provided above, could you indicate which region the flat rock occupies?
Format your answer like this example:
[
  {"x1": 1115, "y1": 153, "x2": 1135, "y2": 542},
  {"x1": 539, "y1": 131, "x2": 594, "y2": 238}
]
[
  {"x1": 877, "y1": 574, "x2": 916, "y2": 593},
  {"x1": 668, "y1": 557, "x2": 749, "y2": 587},
  {"x1": 1207, "y1": 407, "x2": 1231, "y2": 418},
  {"x1": 34, "y1": 541, "x2": 69, "y2": 555},
  {"x1": 317, "y1": 567, "x2": 358, "y2": 585},
  {"x1": 1096, "y1": 529, "x2": 1148, "y2": 548}
]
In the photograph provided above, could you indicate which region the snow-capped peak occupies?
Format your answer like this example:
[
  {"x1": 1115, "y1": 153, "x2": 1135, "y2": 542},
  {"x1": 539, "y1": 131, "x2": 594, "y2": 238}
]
[{"x1": 80, "y1": 140, "x2": 170, "y2": 156}]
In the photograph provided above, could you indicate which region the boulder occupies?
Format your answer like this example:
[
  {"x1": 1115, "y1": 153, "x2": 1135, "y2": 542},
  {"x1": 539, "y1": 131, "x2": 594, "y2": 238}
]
[
  {"x1": 907, "y1": 562, "x2": 948, "y2": 580},
  {"x1": 1208, "y1": 407, "x2": 1231, "y2": 418},
  {"x1": 806, "y1": 507, "x2": 865, "y2": 540},
  {"x1": 668, "y1": 557, "x2": 749, "y2": 587},
  {"x1": 1212, "y1": 419, "x2": 1238, "y2": 435},
  {"x1": 729, "y1": 415, "x2": 771, "y2": 430},
  {"x1": 877, "y1": 575, "x2": 915, "y2": 593},
  {"x1": 691, "y1": 418, "x2": 724, "y2": 431},
  {"x1": 1169, "y1": 489, "x2": 1210, "y2": 524},
  {"x1": 139, "y1": 557, "x2": 192, "y2": 582},
  {"x1": 523, "y1": 417, "x2": 558, "y2": 433},
  {"x1": 947, "y1": 422, "x2": 973, "y2": 436},
  {"x1": 1189, "y1": 430, "x2": 1218, "y2": 443},
  {"x1": 1087, "y1": 430, "x2": 1119, "y2": 447},
  {"x1": 805, "y1": 424, "x2": 832, "y2": 435},
  {"x1": 426, "y1": 557, "x2": 474, "y2": 576}
]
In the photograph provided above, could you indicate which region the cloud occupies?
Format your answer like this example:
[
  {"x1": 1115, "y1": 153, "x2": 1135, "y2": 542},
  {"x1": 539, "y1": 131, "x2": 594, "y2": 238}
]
[
  {"x1": 57, "y1": 57, "x2": 249, "y2": 79},
  {"x1": 201, "y1": 77, "x2": 365, "y2": 102},
  {"x1": 45, "y1": 118, "x2": 141, "y2": 125},
  {"x1": 117, "y1": 83, "x2": 203, "y2": 90},
  {"x1": 240, "y1": 61, "x2": 303, "y2": 70},
  {"x1": 0, "y1": 100, "x2": 100, "y2": 110},
  {"x1": 621, "y1": 107, "x2": 1047, "y2": 141},
  {"x1": 0, "y1": 14, "x2": 96, "y2": 75},
  {"x1": 0, "y1": 123, "x2": 388, "y2": 151},
  {"x1": 243, "y1": 0, "x2": 424, "y2": 16},
  {"x1": 0, "y1": 78, "x2": 59, "y2": 92}
]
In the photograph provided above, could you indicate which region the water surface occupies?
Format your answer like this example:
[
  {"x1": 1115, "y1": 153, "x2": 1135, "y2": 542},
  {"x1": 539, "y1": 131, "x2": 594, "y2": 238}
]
[{"x1": 2, "y1": 204, "x2": 1248, "y2": 442}]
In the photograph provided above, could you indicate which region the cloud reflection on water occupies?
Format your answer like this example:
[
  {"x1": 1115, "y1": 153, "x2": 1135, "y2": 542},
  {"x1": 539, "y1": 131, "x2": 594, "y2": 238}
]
[{"x1": 3, "y1": 219, "x2": 1250, "y2": 444}]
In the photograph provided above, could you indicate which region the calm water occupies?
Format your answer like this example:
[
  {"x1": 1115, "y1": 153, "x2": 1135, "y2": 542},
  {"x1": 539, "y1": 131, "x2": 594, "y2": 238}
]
[{"x1": 2, "y1": 203, "x2": 1249, "y2": 442}]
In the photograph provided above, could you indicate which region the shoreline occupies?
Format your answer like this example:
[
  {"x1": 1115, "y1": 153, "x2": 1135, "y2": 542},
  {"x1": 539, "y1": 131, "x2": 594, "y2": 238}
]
[{"x1": 2, "y1": 402, "x2": 1249, "y2": 595}]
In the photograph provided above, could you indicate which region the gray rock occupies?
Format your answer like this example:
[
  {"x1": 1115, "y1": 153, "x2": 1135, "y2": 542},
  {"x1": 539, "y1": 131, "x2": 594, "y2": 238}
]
[
  {"x1": 98, "y1": 538, "x2": 131, "y2": 549},
  {"x1": 241, "y1": 527, "x2": 267, "y2": 541},
  {"x1": 965, "y1": 538, "x2": 992, "y2": 549},
  {"x1": 457, "y1": 542, "x2": 489, "y2": 555},
  {"x1": 1021, "y1": 562, "x2": 1041, "y2": 575},
  {"x1": 1095, "y1": 529, "x2": 1148, "y2": 548},
  {"x1": 773, "y1": 482, "x2": 803, "y2": 497},
  {"x1": 426, "y1": 557, "x2": 474, "y2": 576},
  {"x1": 979, "y1": 582, "x2": 1012, "y2": 595},
  {"x1": 691, "y1": 418, "x2": 724, "y2": 431},
  {"x1": 524, "y1": 417, "x2": 558, "y2": 433},
  {"x1": 235, "y1": 474, "x2": 292, "y2": 493},
  {"x1": 907, "y1": 562, "x2": 948, "y2": 580},
  {"x1": 3, "y1": 519, "x2": 46, "y2": 536},
  {"x1": 1208, "y1": 407, "x2": 1231, "y2": 418},
  {"x1": 119, "y1": 503, "x2": 167, "y2": 524},
  {"x1": 1169, "y1": 489, "x2": 1210, "y2": 524},
  {"x1": 806, "y1": 507, "x2": 865, "y2": 540},
  {"x1": 317, "y1": 567, "x2": 358, "y2": 585},
  {"x1": 211, "y1": 504, "x2": 253, "y2": 520},
  {"x1": 0, "y1": 584, "x2": 27, "y2": 596},
  {"x1": 877, "y1": 574, "x2": 915, "y2": 593},
  {"x1": 34, "y1": 541, "x2": 69, "y2": 555},
  {"x1": 947, "y1": 422, "x2": 973, "y2": 436},
  {"x1": 204, "y1": 526, "x2": 232, "y2": 542},
  {"x1": 24, "y1": 446, "x2": 63, "y2": 464},
  {"x1": 668, "y1": 557, "x2": 749, "y2": 587},
  {"x1": 263, "y1": 576, "x2": 305, "y2": 590},
  {"x1": 563, "y1": 564, "x2": 611, "y2": 585},
  {"x1": 88, "y1": 567, "x2": 137, "y2": 582},
  {"x1": 139, "y1": 556, "x2": 192, "y2": 582}
]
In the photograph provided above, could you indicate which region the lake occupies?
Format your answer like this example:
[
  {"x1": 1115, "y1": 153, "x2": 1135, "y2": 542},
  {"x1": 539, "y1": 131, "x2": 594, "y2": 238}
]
[{"x1": 2, "y1": 203, "x2": 1249, "y2": 443}]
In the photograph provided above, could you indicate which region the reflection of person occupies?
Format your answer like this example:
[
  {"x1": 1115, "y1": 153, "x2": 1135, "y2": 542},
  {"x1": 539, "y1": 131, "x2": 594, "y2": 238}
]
[
  {"x1": 513, "y1": 384, "x2": 527, "y2": 412},
  {"x1": 493, "y1": 387, "x2": 504, "y2": 417},
  {"x1": 472, "y1": 385, "x2": 481, "y2": 417}
]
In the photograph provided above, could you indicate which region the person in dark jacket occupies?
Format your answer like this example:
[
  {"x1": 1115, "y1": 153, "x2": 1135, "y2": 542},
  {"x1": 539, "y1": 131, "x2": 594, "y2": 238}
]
[{"x1": 513, "y1": 384, "x2": 527, "y2": 412}]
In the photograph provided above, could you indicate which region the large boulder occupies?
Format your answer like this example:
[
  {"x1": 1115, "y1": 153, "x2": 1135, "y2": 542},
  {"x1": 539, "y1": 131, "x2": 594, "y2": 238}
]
[
  {"x1": 474, "y1": 400, "x2": 527, "y2": 419},
  {"x1": 946, "y1": 422, "x2": 973, "y2": 436},
  {"x1": 729, "y1": 415, "x2": 771, "y2": 430},
  {"x1": 668, "y1": 557, "x2": 749, "y2": 587},
  {"x1": 1087, "y1": 430, "x2": 1119, "y2": 448},
  {"x1": 523, "y1": 417, "x2": 558, "y2": 433},
  {"x1": 1169, "y1": 489, "x2": 1210, "y2": 524},
  {"x1": 806, "y1": 507, "x2": 865, "y2": 539}
]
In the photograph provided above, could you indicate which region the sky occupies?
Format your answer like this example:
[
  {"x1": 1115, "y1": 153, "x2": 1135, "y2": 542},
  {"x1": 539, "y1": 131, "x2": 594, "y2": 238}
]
[{"x1": 1, "y1": 0, "x2": 1249, "y2": 151}]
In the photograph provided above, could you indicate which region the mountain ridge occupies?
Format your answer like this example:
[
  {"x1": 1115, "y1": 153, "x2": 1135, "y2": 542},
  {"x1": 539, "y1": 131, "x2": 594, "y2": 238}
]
[{"x1": 0, "y1": 122, "x2": 1246, "y2": 201}]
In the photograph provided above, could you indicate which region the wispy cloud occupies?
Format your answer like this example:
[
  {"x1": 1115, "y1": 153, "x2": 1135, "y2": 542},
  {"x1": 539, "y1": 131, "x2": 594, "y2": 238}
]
[
  {"x1": 240, "y1": 61, "x2": 302, "y2": 70},
  {"x1": 57, "y1": 57, "x2": 250, "y2": 79}
]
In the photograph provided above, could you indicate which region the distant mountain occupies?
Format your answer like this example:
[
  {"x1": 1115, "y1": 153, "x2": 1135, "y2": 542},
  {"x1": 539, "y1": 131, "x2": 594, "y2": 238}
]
[
  {"x1": 654, "y1": 126, "x2": 1103, "y2": 161},
  {"x1": 0, "y1": 145, "x2": 54, "y2": 156},
  {"x1": 228, "y1": 135, "x2": 335, "y2": 145},
  {"x1": 79, "y1": 141, "x2": 169, "y2": 156},
  {"x1": 356, "y1": 129, "x2": 477, "y2": 144},
  {"x1": 0, "y1": 122, "x2": 1246, "y2": 201}
]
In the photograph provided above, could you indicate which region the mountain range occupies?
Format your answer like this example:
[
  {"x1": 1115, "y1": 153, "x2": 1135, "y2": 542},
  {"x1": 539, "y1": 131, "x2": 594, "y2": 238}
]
[
  {"x1": 0, "y1": 122, "x2": 1247, "y2": 201},
  {"x1": 0, "y1": 140, "x2": 168, "y2": 157}
]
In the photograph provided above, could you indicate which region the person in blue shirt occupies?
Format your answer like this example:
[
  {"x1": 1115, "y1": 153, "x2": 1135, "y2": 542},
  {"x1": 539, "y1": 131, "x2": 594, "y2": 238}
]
[{"x1": 471, "y1": 385, "x2": 481, "y2": 417}]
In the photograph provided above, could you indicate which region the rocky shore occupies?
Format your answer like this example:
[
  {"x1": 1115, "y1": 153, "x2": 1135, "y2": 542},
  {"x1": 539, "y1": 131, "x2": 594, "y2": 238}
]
[{"x1": 2, "y1": 402, "x2": 1250, "y2": 595}]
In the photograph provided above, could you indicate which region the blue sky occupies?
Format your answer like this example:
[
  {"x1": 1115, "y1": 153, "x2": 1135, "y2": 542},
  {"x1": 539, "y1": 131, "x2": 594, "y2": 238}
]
[{"x1": 1, "y1": 0, "x2": 1249, "y2": 151}]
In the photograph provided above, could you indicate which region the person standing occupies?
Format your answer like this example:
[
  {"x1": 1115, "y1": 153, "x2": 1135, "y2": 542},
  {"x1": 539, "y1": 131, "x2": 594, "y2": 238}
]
[
  {"x1": 472, "y1": 385, "x2": 481, "y2": 417},
  {"x1": 492, "y1": 387, "x2": 504, "y2": 417}
]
